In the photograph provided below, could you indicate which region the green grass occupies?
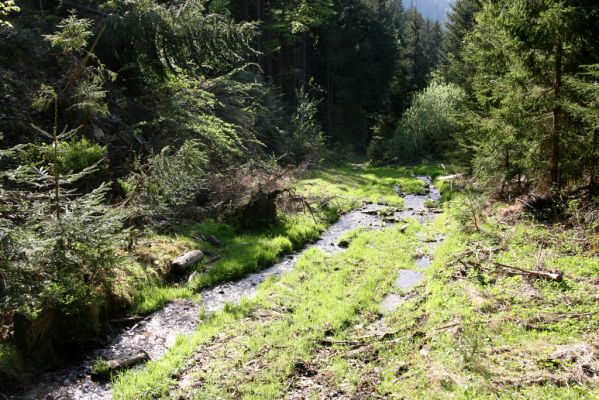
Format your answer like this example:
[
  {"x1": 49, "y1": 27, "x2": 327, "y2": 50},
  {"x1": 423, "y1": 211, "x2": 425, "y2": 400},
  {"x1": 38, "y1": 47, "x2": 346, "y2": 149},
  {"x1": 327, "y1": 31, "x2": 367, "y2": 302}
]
[
  {"x1": 131, "y1": 285, "x2": 195, "y2": 315},
  {"x1": 114, "y1": 187, "x2": 598, "y2": 399},
  {"x1": 90, "y1": 357, "x2": 112, "y2": 381},
  {"x1": 127, "y1": 164, "x2": 453, "y2": 314},
  {"x1": 124, "y1": 214, "x2": 326, "y2": 315},
  {"x1": 296, "y1": 164, "x2": 447, "y2": 212},
  {"x1": 372, "y1": 202, "x2": 599, "y2": 399},
  {"x1": 113, "y1": 221, "x2": 421, "y2": 398},
  {"x1": 186, "y1": 214, "x2": 326, "y2": 290}
]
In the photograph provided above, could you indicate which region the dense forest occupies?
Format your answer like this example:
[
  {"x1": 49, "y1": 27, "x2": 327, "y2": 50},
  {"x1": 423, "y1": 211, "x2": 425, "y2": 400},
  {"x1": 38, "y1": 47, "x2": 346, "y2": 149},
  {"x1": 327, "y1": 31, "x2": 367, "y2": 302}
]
[{"x1": 1, "y1": 0, "x2": 598, "y2": 398}]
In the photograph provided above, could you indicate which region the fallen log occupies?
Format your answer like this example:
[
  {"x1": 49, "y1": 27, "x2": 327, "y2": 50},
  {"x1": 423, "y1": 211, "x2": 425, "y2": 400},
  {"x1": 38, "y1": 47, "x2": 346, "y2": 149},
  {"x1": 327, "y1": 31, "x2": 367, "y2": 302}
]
[
  {"x1": 361, "y1": 209, "x2": 379, "y2": 215},
  {"x1": 171, "y1": 250, "x2": 204, "y2": 268},
  {"x1": 168, "y1": 250, "x2": 204, "y2": 276},
  {"x1": 106, "y1": 351, "x2": 150, "y2": 370}
]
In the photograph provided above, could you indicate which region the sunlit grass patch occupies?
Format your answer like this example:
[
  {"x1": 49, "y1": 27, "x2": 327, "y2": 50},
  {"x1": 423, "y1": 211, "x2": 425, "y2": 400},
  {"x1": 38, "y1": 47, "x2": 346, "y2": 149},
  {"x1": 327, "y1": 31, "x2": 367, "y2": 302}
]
[
  {"x1": 131, "y1": 285, "x2": 195, "y2": 315},
  {"x1": 187, "y1": 214, "x2": 325, "y2": 290},
  {"x1": 374, "y1": 205, "x2": 599, "y2": 399},
  {"x1": 296, "y1": 165, "x2": 434, "y2": 212}
]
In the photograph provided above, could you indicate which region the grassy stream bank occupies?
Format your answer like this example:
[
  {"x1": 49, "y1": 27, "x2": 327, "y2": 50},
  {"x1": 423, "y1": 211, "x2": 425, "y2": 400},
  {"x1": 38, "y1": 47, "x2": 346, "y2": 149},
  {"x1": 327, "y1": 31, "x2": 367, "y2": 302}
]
[
  {"x1": 4, "y1": 164, "x2": 597, "y2": 399},
  {"x1": 0, "y1": 165, "x2": 433, "y2": 391},
  {"x1": 112, "y1": 166, "x2": 598, "y2": 399}
]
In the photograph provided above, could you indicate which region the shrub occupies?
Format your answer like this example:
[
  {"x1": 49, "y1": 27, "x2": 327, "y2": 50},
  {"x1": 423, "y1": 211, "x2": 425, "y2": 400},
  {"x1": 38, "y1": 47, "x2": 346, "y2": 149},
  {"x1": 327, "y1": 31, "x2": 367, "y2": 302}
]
[{"x1": 390, "y1": 82, "x2": 466, "y2": 162}]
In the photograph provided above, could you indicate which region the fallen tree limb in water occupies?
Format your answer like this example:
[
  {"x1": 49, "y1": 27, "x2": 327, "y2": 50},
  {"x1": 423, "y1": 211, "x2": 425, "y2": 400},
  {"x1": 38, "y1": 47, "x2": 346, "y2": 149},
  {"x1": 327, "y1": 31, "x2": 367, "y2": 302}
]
[{"x1": 106, "y1": 351, "x2": 150, "y2": 370}]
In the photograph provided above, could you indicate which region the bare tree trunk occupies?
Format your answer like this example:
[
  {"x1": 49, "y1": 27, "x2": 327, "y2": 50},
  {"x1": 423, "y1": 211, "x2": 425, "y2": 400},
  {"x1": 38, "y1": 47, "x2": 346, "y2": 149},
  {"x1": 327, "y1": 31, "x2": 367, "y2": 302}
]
[
  {"x1": 591, "y1": 128, "x2": 599, "y2": 197},
  {"x1": 302, "y1": 32, "x2": 307, "y2": 87},
  {"x1": 551, "y1": 40, "x2": 562, "y2": 189},
  {"x1": 326, "y1": 60, "x2": 333, "y2": 139},
  {"x1": 256, "y1": 0, "x2": 261, "y2": 66}
]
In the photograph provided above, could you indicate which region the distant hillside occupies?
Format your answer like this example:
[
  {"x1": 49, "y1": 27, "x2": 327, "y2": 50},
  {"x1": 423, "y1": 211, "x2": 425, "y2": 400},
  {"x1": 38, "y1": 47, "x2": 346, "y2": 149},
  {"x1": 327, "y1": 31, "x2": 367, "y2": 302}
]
[{"x1": 407, "y1": 0, "x2": 454, "y2": 23}]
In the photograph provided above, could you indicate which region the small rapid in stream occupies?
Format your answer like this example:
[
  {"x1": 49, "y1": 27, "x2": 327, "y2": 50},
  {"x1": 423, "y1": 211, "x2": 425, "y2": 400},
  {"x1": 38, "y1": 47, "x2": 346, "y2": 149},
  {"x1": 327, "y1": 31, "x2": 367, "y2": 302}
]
[{"x1": 17, "y1": 176, "x2": 441, "y2": 400}]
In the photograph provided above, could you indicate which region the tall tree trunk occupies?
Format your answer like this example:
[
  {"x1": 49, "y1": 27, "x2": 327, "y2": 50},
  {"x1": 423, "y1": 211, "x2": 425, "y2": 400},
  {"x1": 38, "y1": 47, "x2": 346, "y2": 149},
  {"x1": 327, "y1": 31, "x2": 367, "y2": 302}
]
[
  {"x1": 551, "y1": 39, "x2": 562, "y2": 189},
  {"x1": 256, "y1": 0, "x2": 261, "y2": 66},
  {"x1": 302, "y1": 32, "x2": 307, "y2": 87},
  {"x1": 591, "y1": 128, "x2": 599, "y2": 197},
  {"x1": 326, "y1": 59, "x2": 333, "y2": 139}
]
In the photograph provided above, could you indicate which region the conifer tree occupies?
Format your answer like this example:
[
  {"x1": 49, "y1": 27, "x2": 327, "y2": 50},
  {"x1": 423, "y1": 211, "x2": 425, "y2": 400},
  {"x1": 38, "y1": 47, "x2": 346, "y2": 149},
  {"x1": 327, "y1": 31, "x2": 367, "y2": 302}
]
[{"x1": 464, "y1": 0, "x2": 599, "y2": 193}]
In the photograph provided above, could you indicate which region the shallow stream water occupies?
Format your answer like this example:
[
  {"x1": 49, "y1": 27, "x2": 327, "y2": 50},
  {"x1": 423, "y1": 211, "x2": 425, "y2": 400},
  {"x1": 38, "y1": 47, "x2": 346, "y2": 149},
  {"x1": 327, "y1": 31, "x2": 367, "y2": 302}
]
[{"x1": 17, "y1": 176, "x2": 441, "y2": 400}]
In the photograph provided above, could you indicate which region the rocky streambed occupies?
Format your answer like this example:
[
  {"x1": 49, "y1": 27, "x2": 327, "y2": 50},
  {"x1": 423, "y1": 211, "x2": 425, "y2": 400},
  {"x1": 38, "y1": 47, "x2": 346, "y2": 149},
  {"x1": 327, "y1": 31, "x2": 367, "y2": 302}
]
[{"x1": 17, "y1": 176, "x2": 441, "y2": 400}]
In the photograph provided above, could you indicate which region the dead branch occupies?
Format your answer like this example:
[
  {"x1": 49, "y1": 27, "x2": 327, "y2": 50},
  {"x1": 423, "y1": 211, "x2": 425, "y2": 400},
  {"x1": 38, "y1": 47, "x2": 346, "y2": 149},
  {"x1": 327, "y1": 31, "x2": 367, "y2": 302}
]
[{"x1": 492, "y1": 262, "x2": 563, "y2": 282}]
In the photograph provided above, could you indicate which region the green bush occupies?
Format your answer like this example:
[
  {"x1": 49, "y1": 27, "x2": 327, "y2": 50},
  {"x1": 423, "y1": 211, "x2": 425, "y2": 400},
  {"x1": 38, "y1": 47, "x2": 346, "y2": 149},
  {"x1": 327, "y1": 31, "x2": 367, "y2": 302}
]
[
  {"x1": 391, "y1": 82, "x2": 466, "y2": 162},
  {"x1": 366, "y1": 136, "x2": 392, "y2": 165},
  {"x1": 127, "y1": 139, "x2": 207, "y2": 220}
]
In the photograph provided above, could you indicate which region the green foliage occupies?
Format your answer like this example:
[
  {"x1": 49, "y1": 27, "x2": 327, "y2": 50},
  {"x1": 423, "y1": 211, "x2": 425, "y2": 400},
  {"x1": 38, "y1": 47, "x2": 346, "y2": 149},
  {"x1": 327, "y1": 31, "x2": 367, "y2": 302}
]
[
  {"x1": 390, "y1": 82, "x2": 467, "y2": 162},
  {"x1": 563, "y1": 64, "x2": 599, "y2": 195},
  {"x1": 0, "y1": 343, "x2": 23, "y2": 387},
  {"x1": 90, "y1": 358, "x2": 111, "y2": 380},
  {"x1": 282, "y1": 86, "x2": 325, "y2": 164},
  {"x1": 43, "y1": 12, "x2": 92, "y2": 53},
  {"x1": 127, "y1": 140, "x2": 208, "y2": 220},
  {"x1": 0, "y1": 0, "x2": 19, "y2": 27},
  {"x1": 138, "y1": 73, "x2": 261, "y2": 159},
  {"x1": 439, "y1": 0, "x2": 481, "y2": 92},
  {"x1": 461, "y1": 0, "x2": 599, "y2": 193},
  {"x1": 453, "y1": 188, "x2": 486, "y2": 232},
  {"x1": 103, "y1": 0, "x2": 257, "y2": 78},
  {"x1": 0, "y1": 90, "x2": 124, "y2": 351},
  {"x1": 19, "y1": 137, "x2": 106, "y2": 174}
]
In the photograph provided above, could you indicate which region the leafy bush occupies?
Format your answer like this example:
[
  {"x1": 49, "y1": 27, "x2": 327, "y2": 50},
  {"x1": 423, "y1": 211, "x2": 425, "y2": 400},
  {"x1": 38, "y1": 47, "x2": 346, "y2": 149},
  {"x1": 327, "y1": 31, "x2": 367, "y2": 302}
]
[
  {"x1": 367, "y1": 136, "x2": 392, "y2": 165},
  {"x1": 391, "y1": 82, "x2": 467, "y2": 162}
]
